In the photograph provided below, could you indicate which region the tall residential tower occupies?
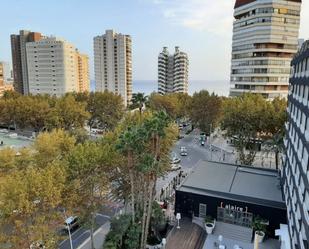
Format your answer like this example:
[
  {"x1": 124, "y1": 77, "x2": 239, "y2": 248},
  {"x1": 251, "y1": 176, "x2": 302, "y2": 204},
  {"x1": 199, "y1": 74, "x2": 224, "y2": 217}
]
[
  {"x1": 76, "y1": 52, "x2": 90, "y2": 92},
  {"x1": 94, "y1": 30, "x2": 132, "y2": 106},
  {"x1": 283, "y1": 40, "x2": 309, "y2": 249},
  {"x1": 26, "y1": 37, "x2": 89, "y2": 96},
  {"x1": 10, "y1": 30, "x2": 42, "y2": 94},
  {"x1": 158, "y1": 47, "x2": 188, "y2": 95},
  {"x1": 230, "y1": 0, "x2": 302, "y2": 100}
]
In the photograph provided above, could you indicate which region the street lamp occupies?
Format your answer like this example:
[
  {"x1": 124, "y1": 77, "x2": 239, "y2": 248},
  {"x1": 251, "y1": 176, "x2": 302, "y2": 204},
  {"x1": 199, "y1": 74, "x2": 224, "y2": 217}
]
[
  {"x1": 62, "y1": 209, "x2": 73, "y2": 249},
  {"x1": 162, "y1": 238, "x2": 167, "y2": 249},
  {"x1": 176, "y1": 213, "x2": 181, "y2": 229}
]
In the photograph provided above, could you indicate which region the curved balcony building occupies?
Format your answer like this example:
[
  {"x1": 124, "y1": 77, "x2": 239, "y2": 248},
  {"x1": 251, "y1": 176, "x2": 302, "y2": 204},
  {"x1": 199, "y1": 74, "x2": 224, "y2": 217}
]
[
  {"x1": 230, "y1": 0, "x2": 302, "y2": 100},
  {"x1": 158, "y1": 46, "x2": 188, "y2": 95}
]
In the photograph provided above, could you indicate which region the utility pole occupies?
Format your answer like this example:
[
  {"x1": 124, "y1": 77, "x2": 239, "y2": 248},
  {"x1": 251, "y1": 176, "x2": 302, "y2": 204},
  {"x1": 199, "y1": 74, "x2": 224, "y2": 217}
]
[{"x1": 63, "y1": 209, "x2": 73, "y2": 249}]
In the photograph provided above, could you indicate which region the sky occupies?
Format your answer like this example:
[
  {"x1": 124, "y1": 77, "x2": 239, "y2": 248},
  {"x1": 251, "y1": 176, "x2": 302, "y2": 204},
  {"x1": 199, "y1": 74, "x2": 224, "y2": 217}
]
[{"x1": 0, "y1": 0, "x2": 308, "y2": 81}]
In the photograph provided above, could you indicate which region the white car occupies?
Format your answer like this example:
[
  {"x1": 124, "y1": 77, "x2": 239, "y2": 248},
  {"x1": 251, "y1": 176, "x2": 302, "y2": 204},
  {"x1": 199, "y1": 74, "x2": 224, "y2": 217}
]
[
  {"x1": 171, "y1": 164, "x2": 182, "y2": 171},
  {"x1": 180, "y1": 146, "x2": 188, "y2": 156},
  {"x1": 30, "y1": 241, "x2": 45, "y2": 249},
  {"x1": 171, "y1": 157, "x2": 181, "y2": 164},
  {"x1": 62, "y1": 216, "x2": 79, "y2": 232}
]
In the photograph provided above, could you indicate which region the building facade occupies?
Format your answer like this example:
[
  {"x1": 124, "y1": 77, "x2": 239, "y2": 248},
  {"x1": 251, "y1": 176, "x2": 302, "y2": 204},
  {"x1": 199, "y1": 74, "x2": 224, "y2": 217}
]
[
  {"x1": 158, "y1": 47, "x2": 188, "y2": 95},
  {"x1": 175, "y1": 161, "x2": 287, "y2": 238},
  {"x1": 0, "y1": 62, "x2": 14, "y2": 97},
  {"x1": 0, "y1": 62, "x2": 4, "y2": 90},
  {"x1": 283, "y1": 40, "x2": 309, "y2": 249},
  {"x1": 76, "y1": 52, "x2": 90, "y2": 92},
  {"x1": 230, "y1": 0, "x2": 302, "y2": 100},
  {"x1": 26, "y1": 37, "x2": 79, "y2": 96},
  {"x1": 11, "y1": 30, "x2": 42, "y2": 94},
  {"x1": 94, "y1": 30, "x2": 132, "y2": 106}
]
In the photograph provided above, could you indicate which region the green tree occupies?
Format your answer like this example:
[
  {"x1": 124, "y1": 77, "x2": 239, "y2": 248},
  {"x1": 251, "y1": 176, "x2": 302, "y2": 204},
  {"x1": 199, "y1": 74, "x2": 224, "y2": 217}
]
[
  {"x1": 116, "y1": 125, "x2": 146, "y2": 222},
  {"x1": 139, "y1": 111, "x2": 175, "y2": 249},
  {"x1": 66, "y1": 141, "x2": 110, "y2": 249},
  {"x1": 148, "y1": 93, "x2": 179, "y2": 119},
  {"x1": 173, "y1": 93, "x2": 192, "y2": 119},
  {"x1": 221, "y1": 94, "x2": 271, "y2": 165},
  {"x1": 189, "y1": 90, "x2": 222, "y2": 134},
  {"x1": 50, "y1": 95, "x2": 89, "y2": 130},
  {"x1": 33, "y1": 129, "x2": 76, "y2": 167},
  {"x1": 87, "y1": 92, "x2": 124, "y2": 131},
  {"x1": 0, "y1": 162, "x2": 66, "y2": 248},
  {"x1": 131, "y1": 93, "x2": 148, "y2": 116}
]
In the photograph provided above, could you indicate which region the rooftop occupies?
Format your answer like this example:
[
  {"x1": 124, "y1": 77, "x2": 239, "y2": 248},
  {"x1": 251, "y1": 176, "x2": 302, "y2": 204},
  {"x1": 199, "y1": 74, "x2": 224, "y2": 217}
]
[
  {"x1": 178, "y1": 161, "x2": 285, "y2": 209},
  {"x1": 234, "y1": 0, "x2": 301, "y2": 9}
]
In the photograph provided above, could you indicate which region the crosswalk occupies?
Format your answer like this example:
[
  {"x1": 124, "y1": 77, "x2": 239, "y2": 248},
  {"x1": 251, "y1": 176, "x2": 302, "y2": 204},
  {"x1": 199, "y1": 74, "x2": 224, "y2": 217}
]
[{"x1": 104, "y1": 190, "x2": 124, "y2": 207}]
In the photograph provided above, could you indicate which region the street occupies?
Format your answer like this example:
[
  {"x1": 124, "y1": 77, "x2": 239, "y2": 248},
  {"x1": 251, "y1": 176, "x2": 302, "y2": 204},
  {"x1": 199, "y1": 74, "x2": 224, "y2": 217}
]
[
  {"x1": 59, "y1": 128, "x2": 277, "y2": 249},
  {"x1": 59, "y1": 214, "x2": 110, "y2": 249}
]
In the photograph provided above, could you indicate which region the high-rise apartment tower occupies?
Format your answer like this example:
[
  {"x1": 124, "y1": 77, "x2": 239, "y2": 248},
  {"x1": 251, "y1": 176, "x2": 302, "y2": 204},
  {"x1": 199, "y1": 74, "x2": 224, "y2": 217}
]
[
  {"x1": 94, "y1": 30, "x2": 132, "y2": 106},
  {"x1": 10, "y1": 30, "x2": 42, "y2": 94},
  {"x1": 76, "y1": 52, "x2": 90, "y2": 92},
  {"x1": 230, "y1": 0, "x2": 302, "y2": 100},
  {"x1": 158, "y1": 46, "x2": 188, "y2": 95}
]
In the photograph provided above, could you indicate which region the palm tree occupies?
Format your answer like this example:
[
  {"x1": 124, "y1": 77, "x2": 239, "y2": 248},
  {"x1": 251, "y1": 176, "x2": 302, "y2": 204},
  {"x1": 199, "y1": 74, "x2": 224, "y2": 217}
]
[
  {"x1": 140, "y1": 111, "x2": 170, "y2": 249},
  {"x1": 131, "y1": 93, "x2": 148, "y2": 116},
  {"x1": 116, "y1": 125, "x2": 145, "y2": 222},
  {"x1": 263, "y1": 130, "x2": 285, "y2": 170}
]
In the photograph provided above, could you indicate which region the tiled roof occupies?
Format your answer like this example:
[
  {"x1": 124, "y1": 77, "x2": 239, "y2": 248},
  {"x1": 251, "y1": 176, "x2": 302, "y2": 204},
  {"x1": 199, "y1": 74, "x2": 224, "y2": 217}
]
[{"x1": 235, "y1": 0, "x2": 301, "y2": 9}]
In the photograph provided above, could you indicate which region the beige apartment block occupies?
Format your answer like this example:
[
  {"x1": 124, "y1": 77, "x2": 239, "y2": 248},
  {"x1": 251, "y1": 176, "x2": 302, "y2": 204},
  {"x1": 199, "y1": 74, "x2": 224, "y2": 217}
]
[
  {"x1": 0, "y1": 62, "x2": 14, "y2": 96},
  {"x1": 94, "y1": 30, "x2": 132, "y2": 106},
  {"x1": 76, "y1": 51, "x2": 90, "y2": 92},
  {"x1": 26, "y1": 37, "x2": 79, "y2": 96},
  {"x1": 230, "y1": 0, "x2": 302, "y2": 100}
]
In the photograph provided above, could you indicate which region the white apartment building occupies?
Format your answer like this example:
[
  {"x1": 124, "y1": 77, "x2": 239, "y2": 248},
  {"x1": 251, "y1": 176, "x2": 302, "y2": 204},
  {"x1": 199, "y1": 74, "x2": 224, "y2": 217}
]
[
  {"x1": 0, "y1": 61, "x2": 13, "y2": 83},
  {"x1": 158, "y1": 47, "x2": 188, "y2": 95},
  {"x1": 230, "y1": 0, "x2": 302, "y2": 100},
  {"x1": 94, "y1": 30, "x2": 132, "y2": 106},
  {"x1": 26, "y1": 37, "x2": 78, "y2": 96}
]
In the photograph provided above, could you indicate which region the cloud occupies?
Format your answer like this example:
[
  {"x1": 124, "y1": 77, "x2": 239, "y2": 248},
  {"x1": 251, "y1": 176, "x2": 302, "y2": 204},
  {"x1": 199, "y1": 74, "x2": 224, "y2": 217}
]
[
  {"x1": 151, "y1": 0, "x2": 309, "y2": 39},
  {"x1": 150, "y1": 0, "x2": 234, "y2": 36}
]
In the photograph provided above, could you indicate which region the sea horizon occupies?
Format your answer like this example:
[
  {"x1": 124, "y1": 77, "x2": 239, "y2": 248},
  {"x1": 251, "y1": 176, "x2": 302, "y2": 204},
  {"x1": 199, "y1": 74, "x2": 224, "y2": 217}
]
[{"x1": 91, "y1": 80, "x2": 229, "y2": 96}]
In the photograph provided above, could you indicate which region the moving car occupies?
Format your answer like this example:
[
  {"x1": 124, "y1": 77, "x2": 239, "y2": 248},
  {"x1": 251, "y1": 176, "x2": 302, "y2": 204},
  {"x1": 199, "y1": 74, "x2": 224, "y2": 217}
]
[{"x1": 180, "y1": 146, "x2": 188, "y2": 156}]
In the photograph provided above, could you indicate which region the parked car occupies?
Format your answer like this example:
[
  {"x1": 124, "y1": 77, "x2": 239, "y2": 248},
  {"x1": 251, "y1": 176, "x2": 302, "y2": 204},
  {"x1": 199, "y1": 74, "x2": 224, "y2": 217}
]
[
  {"x1": 62, "y1": 216, "x2": 79, "y2": 232},
  {"x1": 171, "y1": 156, "x2": 181, "y2": 164},
  {"x1": 30, "y1": 241, "x2": 45, "y2": 249},
  {"x1": 180, "y1": 146, "x2": 188, "y2": 156},
  {"x1": 171, "y1": 164, "x2": 182, "y2": 171},
  {"x1": 178, "y1": 134, "x2": 185, "y2": 139}
]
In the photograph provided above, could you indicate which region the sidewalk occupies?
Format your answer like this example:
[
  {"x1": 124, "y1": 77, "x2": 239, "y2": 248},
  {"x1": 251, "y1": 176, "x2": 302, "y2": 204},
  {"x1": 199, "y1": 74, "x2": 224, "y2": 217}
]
[
  {"x1": 77, "y1": 222, "x2": 110, "y2": 249},
  {"x1": 211, "y1": 133, "x2": 279, "y2": 169}
]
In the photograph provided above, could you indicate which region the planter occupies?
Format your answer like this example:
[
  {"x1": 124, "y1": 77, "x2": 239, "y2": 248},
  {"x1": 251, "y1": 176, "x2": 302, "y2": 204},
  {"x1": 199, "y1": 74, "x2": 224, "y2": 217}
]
[
  {"x1": 255, "y1": 231, "x2": 265, "y2": 243},
  {"x1": 205, "y1": 222, "x2": 215, "y2": 234}
]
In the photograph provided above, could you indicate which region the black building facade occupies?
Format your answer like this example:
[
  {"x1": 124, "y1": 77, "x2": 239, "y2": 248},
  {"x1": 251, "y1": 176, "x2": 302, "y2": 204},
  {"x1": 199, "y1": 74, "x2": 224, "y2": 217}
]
[
  {"x1": 284, "y1": 40, "x2": 309, "y2": 249},
  {"x1": 175, "y1": 161, "x2": 287, "y2": 238}
]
